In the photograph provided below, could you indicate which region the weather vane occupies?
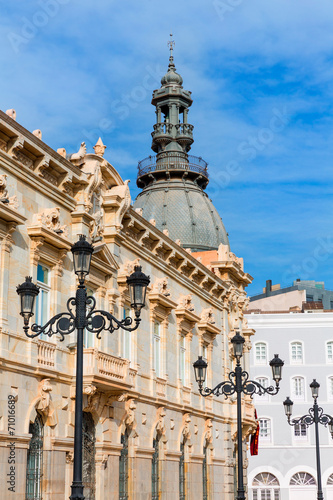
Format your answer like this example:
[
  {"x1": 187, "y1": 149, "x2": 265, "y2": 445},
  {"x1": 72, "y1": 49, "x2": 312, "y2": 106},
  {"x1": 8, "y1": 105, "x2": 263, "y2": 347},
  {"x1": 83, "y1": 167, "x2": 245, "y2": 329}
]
[{"x1": 168, "y1": 32, "x2": 175, "y2": 57}]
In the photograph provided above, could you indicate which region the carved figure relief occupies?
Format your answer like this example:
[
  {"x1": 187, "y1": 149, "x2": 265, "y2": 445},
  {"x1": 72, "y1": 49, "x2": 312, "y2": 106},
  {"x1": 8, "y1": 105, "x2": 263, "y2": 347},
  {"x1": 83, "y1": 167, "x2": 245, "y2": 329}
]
[
  {"x1": 156, "y1": 406, "x2": 166, "y2": 437},
  {"x1": 33, "y1": 207, "x2": 68, "y2": 235},
  {"x1": 200, "y1": 307, "x2": 215, "y2": 324},
  {"x1": 177, "y1": 294, "x2": 195, "y2": 311},
  {"x1": 67, "y1": 142, "x2": 87, "y2": 166},
  {"x1": 182, "y1": 413, "x2": 191, "y2": 441},
  {"x1": 119, "y1": 258, "x2": 140, "y2": 277},
  {"x1": 107, "y1": 180, "x2": 131, "y2": 230},
  {"x1": 151, "y1": 277, "x2": 171, "y2": 297},
  {"x1": 125, "y1": 399, "x2": 137, "y2": 429},
  {"x1": 0, "y1": 174, "x2": 19, "y2": 208},
  {"x1": 35, "y1": 379, "x2": 56, "y2": 427},
  {"x1": 205, "y1": 418, "x2": 213, "y2": 445}
]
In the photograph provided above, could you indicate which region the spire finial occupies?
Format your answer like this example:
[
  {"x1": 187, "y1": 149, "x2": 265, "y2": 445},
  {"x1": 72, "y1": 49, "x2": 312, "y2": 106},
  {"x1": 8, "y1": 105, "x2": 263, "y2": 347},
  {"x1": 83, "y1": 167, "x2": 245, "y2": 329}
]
[
  {"x1": 168, "y1": 33, "x2": 175, "y2": 58},
  {"x1": 167, "y1": 33, "x2": 176, "y2": 70}
]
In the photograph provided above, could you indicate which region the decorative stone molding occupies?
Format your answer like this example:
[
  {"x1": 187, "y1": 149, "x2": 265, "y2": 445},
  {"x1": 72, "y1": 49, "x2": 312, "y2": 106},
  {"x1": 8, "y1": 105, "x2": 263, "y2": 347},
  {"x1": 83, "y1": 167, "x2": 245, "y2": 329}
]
[{"x1": 35, "y1": 379, "x2": 56, "y2": 427}]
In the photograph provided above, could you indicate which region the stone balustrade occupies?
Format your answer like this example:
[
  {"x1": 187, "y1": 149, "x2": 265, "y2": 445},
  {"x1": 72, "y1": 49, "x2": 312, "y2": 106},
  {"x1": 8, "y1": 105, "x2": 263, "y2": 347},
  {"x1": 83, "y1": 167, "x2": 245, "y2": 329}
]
[{"x1": 37, "y1": 339, "x2": 56, "y2": 368}]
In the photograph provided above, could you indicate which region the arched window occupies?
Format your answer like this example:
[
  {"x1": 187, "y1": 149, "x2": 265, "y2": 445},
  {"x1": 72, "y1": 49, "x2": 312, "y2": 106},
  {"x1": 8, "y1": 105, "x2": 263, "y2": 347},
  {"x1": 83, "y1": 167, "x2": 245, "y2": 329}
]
[
  {"x1": 291, "y1": 342, "x2": 303, "y2": 364},
  {"x1": 290, "y1": 472, "x2": 316, "y2": 486},
  {"x1": 203, "y1": 445, "x2": 208, "y2": 500},
  {"x1": 152, "y1": 436, "x2": 160, "y2": 500},
  {"x1": 255, "y1": 343, "x2": 267, "y2": 364},
  {"x1": 252, "y1": 472, "x2": 280, "y2": 500},
  {"x1": 82, "y1": 412, "x2": 96, "y2": 500},
  {"x1": 26, "y1": 413, "x2": 44, "y2": 500},
  {"x1": 179, "y1": 440, "x2": 185, "y2": 500},
  {"x1": 119, "y1": 429, "x2": 129, "y2": 500},
  {"x1": 327, "y1": 473, "x2": 333, "y2": 485},
  {"x1": 291, "y1": 376, "x2": 305, "y2": 400}
]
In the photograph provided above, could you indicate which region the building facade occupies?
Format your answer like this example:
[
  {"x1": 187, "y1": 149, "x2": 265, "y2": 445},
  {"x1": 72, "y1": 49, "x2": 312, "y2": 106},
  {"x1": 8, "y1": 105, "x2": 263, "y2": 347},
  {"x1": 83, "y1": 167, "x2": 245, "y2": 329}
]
[
  {"x1": 246, "y1": 292, "x2": 333, "y2": 500},
  {"x1": 0, "y1": 48, "x2": 254, "y2": 500}
]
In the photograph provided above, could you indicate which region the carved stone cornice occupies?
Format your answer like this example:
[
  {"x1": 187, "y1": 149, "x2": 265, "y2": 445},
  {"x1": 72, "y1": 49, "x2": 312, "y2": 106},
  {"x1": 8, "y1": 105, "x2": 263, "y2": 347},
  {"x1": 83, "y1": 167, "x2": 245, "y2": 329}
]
[
  {"x1": 197, "y1": 320, "x2": 221, "y2": 341},
  {"x1": 149, "y1": 291, "x2": 177, "y2": 316},
  {"x1": 175, "y1": 307, "x2": 200, "y2": 337},
  {"x1": 0, "y1": 202, "x2": 27, "y2": 226},
  {"x1": 27, "y1": 225, "x2": 72, "y2": 251}
]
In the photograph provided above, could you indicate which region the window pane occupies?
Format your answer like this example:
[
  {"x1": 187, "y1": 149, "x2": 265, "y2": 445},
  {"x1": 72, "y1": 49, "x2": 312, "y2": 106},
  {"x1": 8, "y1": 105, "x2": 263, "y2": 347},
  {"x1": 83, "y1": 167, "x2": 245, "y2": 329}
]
[
  {"x1": 37, "y1": 264, "x2": 49, "y2": 284},
  {"x1": 327, "y1": 342, "x2": 333, "y2": 361}
]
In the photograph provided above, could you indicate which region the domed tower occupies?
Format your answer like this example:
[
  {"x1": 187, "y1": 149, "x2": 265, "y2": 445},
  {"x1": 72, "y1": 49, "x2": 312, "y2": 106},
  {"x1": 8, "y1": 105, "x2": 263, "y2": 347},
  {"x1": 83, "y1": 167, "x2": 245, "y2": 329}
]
[{"x1": 134, "y1": 36, "x2": 229, "y2": 252}]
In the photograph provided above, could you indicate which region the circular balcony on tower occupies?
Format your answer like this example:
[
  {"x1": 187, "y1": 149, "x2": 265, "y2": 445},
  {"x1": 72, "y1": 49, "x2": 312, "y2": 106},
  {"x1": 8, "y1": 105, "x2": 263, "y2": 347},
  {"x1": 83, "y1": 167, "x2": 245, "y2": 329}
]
[{"x1": 137, "y1": 154, "x2": 209, "y2": 189}]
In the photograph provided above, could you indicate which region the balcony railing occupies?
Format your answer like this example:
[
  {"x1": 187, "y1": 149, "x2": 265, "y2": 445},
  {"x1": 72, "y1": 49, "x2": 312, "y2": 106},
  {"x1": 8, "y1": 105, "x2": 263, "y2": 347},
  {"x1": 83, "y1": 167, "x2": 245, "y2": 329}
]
[
  {"x1": 138, "y1": 154, "x2": 209, "y2": 179},
  {"x1": 83, "y1": 349, "x2": 133, "y2": 385},
  {"x1": 37, "y1": 339, "x2": 56, "y2": 368}
]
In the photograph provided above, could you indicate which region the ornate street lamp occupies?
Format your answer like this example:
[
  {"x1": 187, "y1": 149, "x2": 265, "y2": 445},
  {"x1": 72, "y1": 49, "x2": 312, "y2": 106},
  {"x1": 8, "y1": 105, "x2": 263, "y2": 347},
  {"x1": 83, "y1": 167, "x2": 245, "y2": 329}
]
[
  {"x1": 283, "y1": 380, "x2": 333, "y2": 500},
  {"x1": 193, "y1": 330, "x2": 284, "y2": 500},
  {"x1": 17, "y1": 235, "x2": 150, "y2": 500}
]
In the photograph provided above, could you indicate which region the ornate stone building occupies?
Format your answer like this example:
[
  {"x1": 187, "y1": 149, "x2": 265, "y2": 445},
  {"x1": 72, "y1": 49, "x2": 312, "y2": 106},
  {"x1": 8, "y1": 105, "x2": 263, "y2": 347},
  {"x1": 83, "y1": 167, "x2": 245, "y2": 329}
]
[{"x1": 0, "y1": 47, "x2": 254, "y2": 500}]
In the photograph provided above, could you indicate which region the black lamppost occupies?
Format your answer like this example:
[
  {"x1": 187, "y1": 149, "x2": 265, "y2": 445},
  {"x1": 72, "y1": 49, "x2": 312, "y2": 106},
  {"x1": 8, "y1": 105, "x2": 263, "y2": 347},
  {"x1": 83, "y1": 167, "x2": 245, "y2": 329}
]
[
  {"x1": 17, "y1": 234, "x2": 150, "y2": 500},
  {"x1": 193, "y1": 331, "x2": 284, "y2": 500},
  {"x1": 283, "y1": 380, "x2": 333, "y2": 500}
]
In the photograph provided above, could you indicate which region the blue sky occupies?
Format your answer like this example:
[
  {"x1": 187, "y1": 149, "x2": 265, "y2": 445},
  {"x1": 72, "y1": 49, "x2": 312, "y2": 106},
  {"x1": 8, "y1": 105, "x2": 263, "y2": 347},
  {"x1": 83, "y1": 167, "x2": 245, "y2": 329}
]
[{"x1": 1, "y1": 0, "x2": 333, "y2": 296}]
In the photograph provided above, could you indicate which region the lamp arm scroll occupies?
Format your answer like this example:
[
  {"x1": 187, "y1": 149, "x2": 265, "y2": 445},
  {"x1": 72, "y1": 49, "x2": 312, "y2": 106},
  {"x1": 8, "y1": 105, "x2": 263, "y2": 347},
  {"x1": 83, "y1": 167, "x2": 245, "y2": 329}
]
[
  {"x1": 85, "y1": 308, "x2": 141, "y2": 338},
  {"x1": 242, "y1": 377, "x2": 280, "y2": 397}
]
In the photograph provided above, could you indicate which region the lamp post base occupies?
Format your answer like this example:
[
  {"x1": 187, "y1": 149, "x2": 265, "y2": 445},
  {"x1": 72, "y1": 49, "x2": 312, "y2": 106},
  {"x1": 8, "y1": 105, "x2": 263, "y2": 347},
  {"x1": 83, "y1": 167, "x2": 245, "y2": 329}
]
[
  {"x1": 69, "y1": 482, "x2": 85, "y2": 500},
  {"x1": 236, "y1": 488, "x2": 246, "y2": 500}
]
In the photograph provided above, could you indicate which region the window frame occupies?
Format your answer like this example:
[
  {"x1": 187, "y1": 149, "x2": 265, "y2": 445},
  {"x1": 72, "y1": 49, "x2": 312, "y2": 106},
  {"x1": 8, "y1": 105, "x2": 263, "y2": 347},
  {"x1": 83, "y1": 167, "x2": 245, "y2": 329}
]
[
  {"x1": 291, "y1": 375, "x2": 306, "y2": 401},
  {"x1": 254, "y1": 342, "x2": 268, "y2": 365},
  {"x1": 180, "y1": 335, "x2": 186, "y2": 386},
  {"x1": 255, "y1": 376, "x2": 270, "y2": 402},
  {"x1": 326, "y1": 341, "x2": 333, "y2": 364},
  {"x1": 290, "y1": 341, "x2": 304, "y2": 365},
  {"x1": 35, "y1": 263, "x2": 51, "y2": 329},
  {"x1": 153, "y1": 321, "x2": 161, "y2": 377},
  {"x1": 258, "y1": 417, "x2": 272, "y2": 443}
]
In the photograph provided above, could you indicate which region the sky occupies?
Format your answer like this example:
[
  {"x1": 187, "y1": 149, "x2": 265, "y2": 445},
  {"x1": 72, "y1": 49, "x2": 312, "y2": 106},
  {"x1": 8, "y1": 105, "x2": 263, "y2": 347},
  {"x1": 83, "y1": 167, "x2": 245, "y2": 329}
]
[{"x1": 1, "y1": 0, "x2": 333, "y2": 296}]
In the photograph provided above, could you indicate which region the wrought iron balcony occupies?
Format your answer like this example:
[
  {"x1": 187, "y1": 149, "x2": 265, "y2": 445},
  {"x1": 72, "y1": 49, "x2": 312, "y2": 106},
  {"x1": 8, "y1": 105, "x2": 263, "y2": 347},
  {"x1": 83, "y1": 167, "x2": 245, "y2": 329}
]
[{"x1": 137, "y1": 154, "x2": 209, "y2": 178}]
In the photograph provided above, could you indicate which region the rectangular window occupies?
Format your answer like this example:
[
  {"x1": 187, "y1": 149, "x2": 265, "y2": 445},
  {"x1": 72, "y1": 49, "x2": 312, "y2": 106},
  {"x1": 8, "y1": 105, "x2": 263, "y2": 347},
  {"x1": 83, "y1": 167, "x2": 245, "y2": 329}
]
[
  {"x1": 329, "y1": 378, "x2": 333, "y2": 399},
  {"x1": 122, "y1": 306, "x2": 132, "y2": 361},
  {"x1": 306, "y1": 295, "x2": 313, "y2": 302},
  {"x1": 294, "y1": 423, "x2": 307, "y2": 438},
  {"x1": 259, "y1": 419, "x2": 271, "y2": 441},
  {"x1": 327, "y1": 343, "x2": 333, "y2": 362},
  {"x1": 255, "y1": 343, "x2": 267, "y2": 364},
  {"x1": 83, "y1": 288, "x2": 95, "y2": 348},
  {"x1": 153, "y1": 321, "x2": 161, "y2": 377},
  {"x1": 35, "y1": 264, "x2": 50, "y2": 327},
  {"x1": 330, "y1": 301, "x2": 333, "y2": 310},
  {"x1": 291, "y1": 343, "x2": 303, "y2": 364},
  {"x1": 180, "y1": 336, "x2": 186, "y2": 386},
  {"x1": 293, "y1": 377, "x2": 304, "y2": 398}
]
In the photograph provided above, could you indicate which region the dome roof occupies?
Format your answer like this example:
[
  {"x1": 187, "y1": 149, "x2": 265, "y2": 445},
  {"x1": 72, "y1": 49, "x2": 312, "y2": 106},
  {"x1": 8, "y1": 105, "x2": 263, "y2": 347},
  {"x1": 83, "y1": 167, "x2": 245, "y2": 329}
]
[
  {"x1": 134, "y1": 179, "x2": 229, "y2": 251},
  {"x1": 160, "y1": 54, "x2": 183, "y2": 87}
]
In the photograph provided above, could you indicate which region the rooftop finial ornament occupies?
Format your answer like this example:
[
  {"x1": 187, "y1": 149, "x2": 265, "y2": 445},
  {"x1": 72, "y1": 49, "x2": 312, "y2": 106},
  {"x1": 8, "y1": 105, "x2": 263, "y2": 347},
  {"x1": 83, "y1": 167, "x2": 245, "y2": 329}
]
[{"x1": 167, "y1": 32, "x2": 175, "y2": 69}]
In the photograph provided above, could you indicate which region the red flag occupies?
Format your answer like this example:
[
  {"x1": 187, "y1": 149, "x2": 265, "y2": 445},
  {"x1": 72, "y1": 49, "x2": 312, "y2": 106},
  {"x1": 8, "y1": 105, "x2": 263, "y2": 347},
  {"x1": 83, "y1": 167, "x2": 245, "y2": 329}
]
[{"x1": 250, "y1": 409, "x2": 259, "y2": 456}]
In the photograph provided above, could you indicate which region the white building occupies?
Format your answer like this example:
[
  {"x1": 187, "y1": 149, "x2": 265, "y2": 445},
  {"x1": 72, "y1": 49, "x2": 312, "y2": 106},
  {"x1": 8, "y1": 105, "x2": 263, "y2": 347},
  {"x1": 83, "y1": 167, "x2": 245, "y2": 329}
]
[{"x1": 246, "y1": 286, "x2": 333, "y2": 500}]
